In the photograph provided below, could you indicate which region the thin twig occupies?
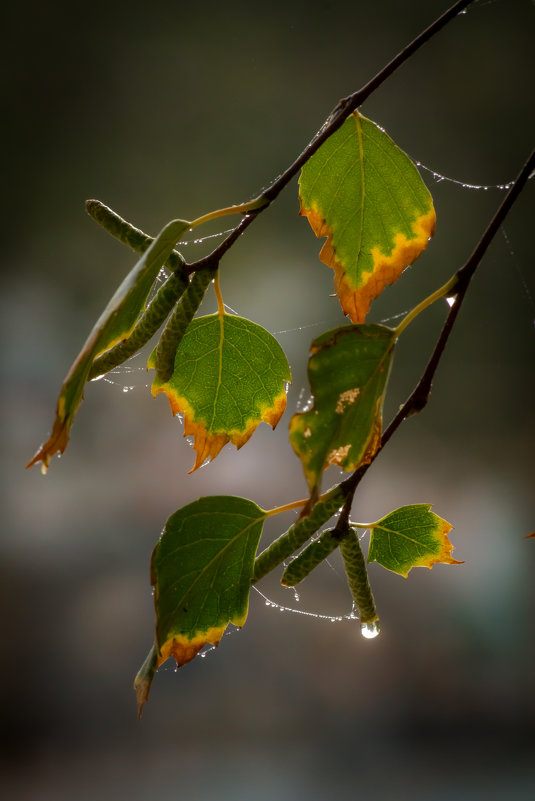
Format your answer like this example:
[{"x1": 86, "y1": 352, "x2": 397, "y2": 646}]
[{"x1": 185, "y1": 0, "x2": 475, "y2": 275}]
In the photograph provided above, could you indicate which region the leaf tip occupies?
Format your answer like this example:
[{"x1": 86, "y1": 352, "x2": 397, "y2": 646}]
[
  {"x1": 185, "y1": 420, "x2": 228, "y2": 473},
  {"x1": 340, "y1": 207, "x2": 436, "y2": 323},
  {"x1": 26, "y1": 417, "x2": 71, "y2": 473},
  {"x1": 133, "y1": 643, "x2": 158, "y2": 719},
  {"x1": 134, "y1": 674, "x2": 152, "y2": 720},
  {"x1": 261, "y1": 388, "x2": 288, "y2": 429}
]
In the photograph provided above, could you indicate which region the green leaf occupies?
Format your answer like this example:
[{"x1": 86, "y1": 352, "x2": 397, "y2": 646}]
[
  {"x1": 149, "y1": 313, "x2": 291, "y2": 471},
  {"x1": 289, "y1": 324, "x2": 395, "y2": 497},
  {"x1": 367, "y1": 504, "x2": 462, "y2": 578},
  {"x1": 27, "y1": 218, "x2": 191, "y2": 472},
  {"x1": 299, "y1": 111, "x2": 435, "y2": 323},
  {"x1": 151, "y1": 496, "x2": 266, "y2": 669}
]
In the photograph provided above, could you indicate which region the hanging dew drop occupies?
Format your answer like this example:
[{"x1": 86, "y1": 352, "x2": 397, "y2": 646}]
[
  {"x1": 446, "y1": 296, "x2": 457, "y2": 307},
  {"x1": 361, "y1": 620, "x2": 381, "y2": 639}
]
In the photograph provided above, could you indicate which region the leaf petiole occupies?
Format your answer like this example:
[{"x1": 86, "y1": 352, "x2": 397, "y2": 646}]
[
  {"x1": 263, "y1": 498, "x2": 309, "y2": 517},
  {"x1": 393, "y1": 274, "x2": 458, "y2": 339},
  {"x1": 188, "y1": 194, "x2": 269, "y2": 229},
  {"x1": 214, "y1": 272, "x2": 225, "y2": 317}
]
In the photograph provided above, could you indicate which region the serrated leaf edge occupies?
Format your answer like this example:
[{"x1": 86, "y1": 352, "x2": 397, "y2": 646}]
[
  {"x1": 368, "y1": 504, "x2": 462, "y2": 578},
  {"x1": 152, "y1": 386, "x2": 288, "y2": 471}
]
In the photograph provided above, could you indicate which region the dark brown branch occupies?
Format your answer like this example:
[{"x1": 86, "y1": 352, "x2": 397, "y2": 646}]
[
  {"x1": 262, "y1": 0, "x2": 474, "y2": 204},
  {"x1": 382, "y1": 147, "x2": 534, "y2": 448},
  {"x1": 185, "y1": 212, "x2": 259, "y2": 274},
  {"x1": 185, "y1": 0, "x2": 474, "y2": 274}
]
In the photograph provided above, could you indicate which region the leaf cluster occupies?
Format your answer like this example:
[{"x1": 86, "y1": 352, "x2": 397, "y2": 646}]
[{"x1": 26, "y1": 0, "x2": 534, "y2": 717}]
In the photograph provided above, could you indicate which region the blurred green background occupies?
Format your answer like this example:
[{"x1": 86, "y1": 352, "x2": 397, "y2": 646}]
[{"x1": 2, "y1": 0, "x2": 534, "y2": 798}]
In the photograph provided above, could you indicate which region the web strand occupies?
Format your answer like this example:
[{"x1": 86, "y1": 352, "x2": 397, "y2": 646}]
[{"x1": 414, "y1": 160, "x2": 515, "y2": 191}]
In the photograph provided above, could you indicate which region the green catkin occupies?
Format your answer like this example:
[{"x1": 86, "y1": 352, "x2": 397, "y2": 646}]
[
  {"x1": 85, "y1": 199, "x2": 186, "y2": 274},
  {"x1": 281, "y1": 528, "x2": 340, "y2": 587},
  {"x1": 154, "y1": 268, "x2": 216, "y2": 383},
  {"x1": 86, "y1": 199, "x2": 191, "y2": 378},
  {"x1": 252, "y1": 486, "x2": 346, "y2": 583},
  {"x1": 339, "y1": 528, "x2": 378, "y2": 624},
  {"x1": 88, "y1": 272, "x2": 189, "y2": 379}
]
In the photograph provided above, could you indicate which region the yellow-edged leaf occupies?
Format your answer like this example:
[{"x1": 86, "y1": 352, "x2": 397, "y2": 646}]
[
  {"x1": 27, "y1": 218, "x2": 190, "y2": 472},
  {"x1": 299, "y1": 112, "x2": 435, "y2": 322},
  {"x1": 149, "y1": 313, "x2": 291, "y2": 471},
  {"x1": 367, "y1": 504, "x2": 462, "y2": 578}
]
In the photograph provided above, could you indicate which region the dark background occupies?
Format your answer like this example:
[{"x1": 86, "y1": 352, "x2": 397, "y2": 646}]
[{"x1": 2, "y1": 1, "x2": 534, "y2": 798}]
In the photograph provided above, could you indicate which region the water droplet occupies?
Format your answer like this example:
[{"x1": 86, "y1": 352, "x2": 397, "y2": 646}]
[
  {"x1": 122, "y1": 386, "x2": 129, "y2": 393},
  {"x1": 265, "y1": 600, "x2": 270, "y2": 606},
  {"x1": 361, "y1": 620, "x2": 380, "y2": 639},
  {"x1": 446, "y1": 295, "x2": 457, "y2": 307}
]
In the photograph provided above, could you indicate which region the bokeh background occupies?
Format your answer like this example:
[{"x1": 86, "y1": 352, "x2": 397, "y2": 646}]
[{"x1": 2, "y1": 0, "x2": 534, "y2": 798}]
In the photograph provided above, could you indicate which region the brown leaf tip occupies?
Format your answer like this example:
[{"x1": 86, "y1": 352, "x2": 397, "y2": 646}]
[{"x1": 26, "y1": 417, "x2": 71, "y2": 473}]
